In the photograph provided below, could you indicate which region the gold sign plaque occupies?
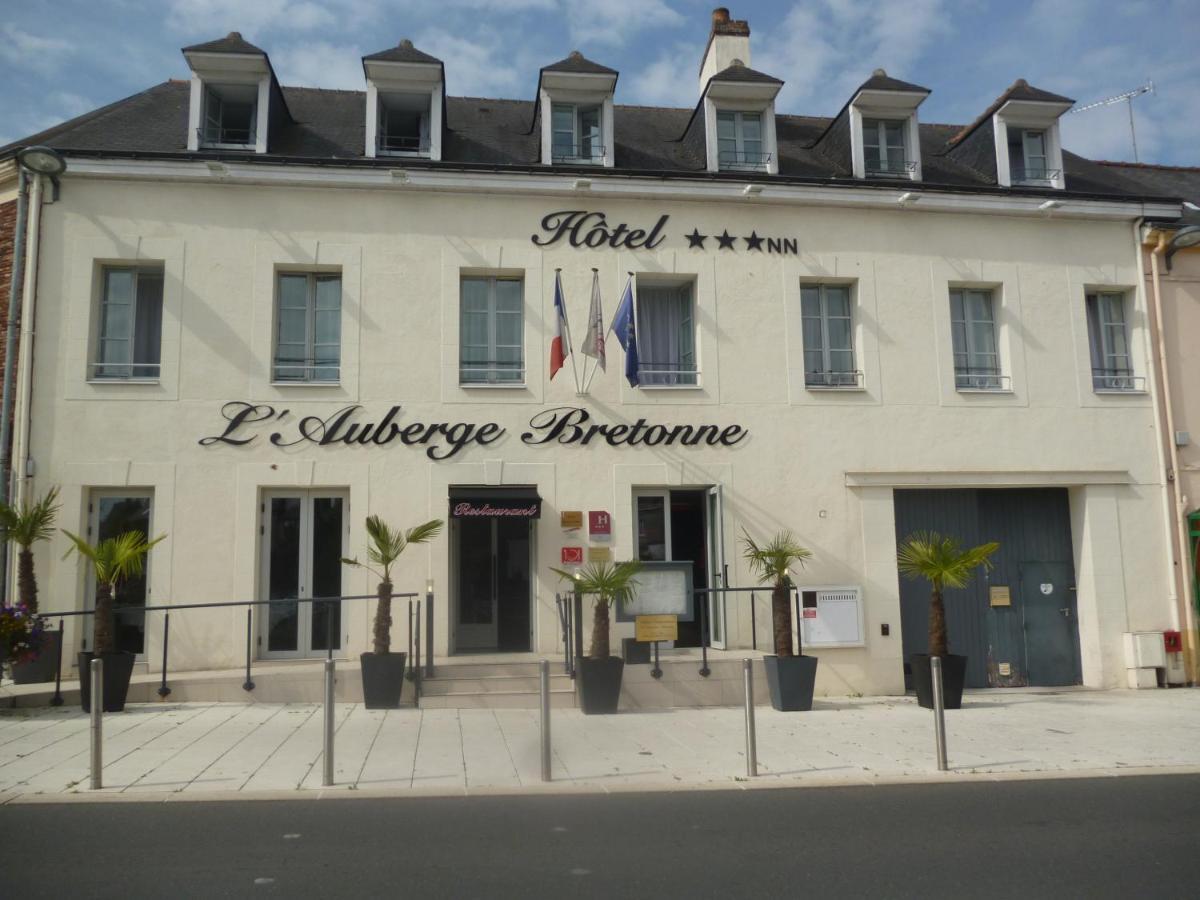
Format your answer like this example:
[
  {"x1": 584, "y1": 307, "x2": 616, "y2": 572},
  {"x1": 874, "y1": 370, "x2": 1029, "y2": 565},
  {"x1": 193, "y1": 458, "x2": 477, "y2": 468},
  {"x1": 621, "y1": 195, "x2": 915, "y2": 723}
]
[
  {"x1": 560, "y1": 510, "x2": 583, "y2": 530},
  {"x1": 989, "y1": 586, "x2": 1011, "y2": 607},
  {"x1": 587, "y1": 546, "x2": 613, "y2": 562},
  {"x1": 635, "y1": 614, "x2": 679, "y2": 643}
]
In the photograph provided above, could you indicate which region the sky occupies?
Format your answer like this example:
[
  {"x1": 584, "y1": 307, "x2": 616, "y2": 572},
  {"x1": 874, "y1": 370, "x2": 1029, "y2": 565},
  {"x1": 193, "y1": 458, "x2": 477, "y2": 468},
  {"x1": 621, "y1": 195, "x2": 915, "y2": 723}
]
[{"x1": 1, "y1": 0, "x2": 1197, "y2": 165}]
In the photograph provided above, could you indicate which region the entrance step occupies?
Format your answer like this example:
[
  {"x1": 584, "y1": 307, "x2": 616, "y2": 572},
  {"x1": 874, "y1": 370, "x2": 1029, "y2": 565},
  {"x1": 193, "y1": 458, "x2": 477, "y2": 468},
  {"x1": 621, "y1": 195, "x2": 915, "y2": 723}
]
[{"x1": 420, "y1": 661, "x2": 576, "y2": 709}]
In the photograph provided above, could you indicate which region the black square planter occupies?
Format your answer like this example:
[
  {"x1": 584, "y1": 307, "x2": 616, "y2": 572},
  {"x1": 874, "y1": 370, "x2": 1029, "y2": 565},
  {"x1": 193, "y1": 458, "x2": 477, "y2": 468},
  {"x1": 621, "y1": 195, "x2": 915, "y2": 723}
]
[
  {"x1": 360, "y1": 652, "x2": 407, "y2": 709},
  {"x1": 577, "y1": 656, "x2": 624, "y2": 714},
  {"x1": 909, "y1": 654, "x2": 967, "y2": 710},
  {"x1": 11, "y1": 629, "x2": 63, "y2": 684},
  {"x1": 763, "y1": 655, "x2": 818, "y2": 711},
  {"x1": 78, "y1": 651, "x2": 136, "y2": 713}
]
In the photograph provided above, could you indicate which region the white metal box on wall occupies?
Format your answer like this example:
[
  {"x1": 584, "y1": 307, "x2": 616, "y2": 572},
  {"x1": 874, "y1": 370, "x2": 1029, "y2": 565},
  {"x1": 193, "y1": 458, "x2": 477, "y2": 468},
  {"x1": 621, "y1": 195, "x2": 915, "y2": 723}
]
[
  {"x1": 1123, "y1": 631, "x2": 1166, "y2": 668},
  {"x1": 799, "y1": 586, "x2": 865, "y2": 648}
]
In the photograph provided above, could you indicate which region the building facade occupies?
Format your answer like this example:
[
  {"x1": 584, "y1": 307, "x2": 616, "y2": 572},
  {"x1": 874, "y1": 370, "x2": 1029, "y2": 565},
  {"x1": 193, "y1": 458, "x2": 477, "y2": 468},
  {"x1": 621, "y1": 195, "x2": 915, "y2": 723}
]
[{"x1": 0, "y1": 9, "x2": 1189, "y2": 698}]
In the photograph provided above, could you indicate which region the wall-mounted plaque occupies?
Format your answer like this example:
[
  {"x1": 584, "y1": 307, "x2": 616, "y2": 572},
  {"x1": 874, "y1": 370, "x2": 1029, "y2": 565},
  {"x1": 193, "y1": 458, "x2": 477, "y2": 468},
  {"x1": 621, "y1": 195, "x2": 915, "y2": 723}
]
[
  {"x1": 561, "y1": 510, "x2": 583, "y2": 531},
  {"x1": 990, "y1": 586, "x2": 1012, "y2": 607}
]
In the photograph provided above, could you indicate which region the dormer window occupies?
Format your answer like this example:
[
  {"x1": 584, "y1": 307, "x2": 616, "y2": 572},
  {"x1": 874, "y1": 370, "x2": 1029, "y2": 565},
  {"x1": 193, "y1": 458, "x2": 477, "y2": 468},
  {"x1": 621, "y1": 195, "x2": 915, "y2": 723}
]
[
  {"x1": 862, "y1": 117, "x2": 913, "y2": 177},
  {"x1": 201, "y1": 83, "x2": 257, "y2": 148},
  {"x1": 552, "y1": 103, "x2": 603, "y2": 163},
  {"x1": 1008, "y1": 127, "x2": 1056, "y2": 184},
  {"x1": 363, "y1": 39, "x2": 445, "y2": 162},
  {"x1": 717, "y1": 110, "x2": 766, "y2": 170},
  {"x1": 378, "y1": 93, "x2": 431, "y2": 156}
]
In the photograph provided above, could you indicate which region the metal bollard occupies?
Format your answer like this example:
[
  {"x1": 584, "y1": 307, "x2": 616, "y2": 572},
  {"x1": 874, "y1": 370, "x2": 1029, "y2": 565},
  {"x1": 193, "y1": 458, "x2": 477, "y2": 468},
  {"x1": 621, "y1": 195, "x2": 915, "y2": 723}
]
[
  {"x1": 931, "y1": 655, "x2": 948, "y2": 771},
  {"x1": 743, "y1": 658, "x2": 757, "y2": 777},
  {"x1": 539, "y1": 659, "x2": 552, "y2": 783},
  {"x1": 323, "y1": 659, "x2": 335, "y2": 787},
  {"x1": 90, "y1": 657, "x2": 103, "y2": 789}
]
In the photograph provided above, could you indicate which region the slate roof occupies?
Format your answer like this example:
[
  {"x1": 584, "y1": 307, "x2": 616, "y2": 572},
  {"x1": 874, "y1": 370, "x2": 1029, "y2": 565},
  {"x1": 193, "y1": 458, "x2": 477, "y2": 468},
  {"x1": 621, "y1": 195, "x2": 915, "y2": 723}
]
[
  {"x1": 0, "y1": 78, "x2": 1185, "y2": 204},
  {"x1": 542, "y1": 51, "x2": 617, "y2": 76},
  {"x1": 363, "y1": 40, "x2": 442, "y2": 66},
  {"x1": 1096, "y1": 163, "x2": 1200, "y2": 206},
  {"x1": 709, "y1": 63, "x2": 784, "y2": 85},
  {"x1": 857, "y1": 69, "x2": 930, "y2": 95},
  {"x1": 182, "y1": 32, "x2": 265, "y2": 56}
]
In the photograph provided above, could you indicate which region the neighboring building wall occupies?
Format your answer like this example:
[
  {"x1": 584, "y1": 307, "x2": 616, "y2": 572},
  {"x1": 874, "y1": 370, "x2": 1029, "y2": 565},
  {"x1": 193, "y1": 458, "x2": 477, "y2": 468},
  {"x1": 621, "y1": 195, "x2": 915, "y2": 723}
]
[
  {"x1": 22, "y1": 177, "x2": 1173, "y2": 694},
  {"x1": 0, "y1": 198, "x2": 15, "y2": 395}
]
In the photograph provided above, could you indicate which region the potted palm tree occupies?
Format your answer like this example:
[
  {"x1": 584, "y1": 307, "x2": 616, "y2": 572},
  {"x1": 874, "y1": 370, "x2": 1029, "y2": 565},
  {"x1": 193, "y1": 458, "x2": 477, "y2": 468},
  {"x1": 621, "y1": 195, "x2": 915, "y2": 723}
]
[
  {"x1": 742, "y1": 529, "x2": 817, "y2": 711},
  {"x1": 897, "y1": 531, "x2": 998, "y2": 710},
  {"x1": 62, "y1": 529, "x2": 165, "y2": 712},
  {"x1": 0, "y1": 486, "x2": 61, "y2": 683},
  {"x1": 552, "y1": 560, "x2": 641, "y2": 714},
  {"x1": 341, "y1": 515, "x2": 442, "y2": 709}
]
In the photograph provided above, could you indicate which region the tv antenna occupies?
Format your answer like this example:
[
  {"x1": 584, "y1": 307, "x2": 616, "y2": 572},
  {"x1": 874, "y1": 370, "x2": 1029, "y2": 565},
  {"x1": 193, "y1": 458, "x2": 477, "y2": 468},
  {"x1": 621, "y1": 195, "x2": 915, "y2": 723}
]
[{"x1": 1070, "y1": 81, "x2": 1155, "y2": 162}]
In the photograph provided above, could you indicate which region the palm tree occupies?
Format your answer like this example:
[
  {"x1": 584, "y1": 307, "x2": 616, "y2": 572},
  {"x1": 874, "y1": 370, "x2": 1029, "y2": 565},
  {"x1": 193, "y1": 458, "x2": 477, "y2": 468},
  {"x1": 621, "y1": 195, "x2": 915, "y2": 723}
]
[
  {"x1": 0, "y1": 486, "x2": 60, "y2": 614},
  {"x1": 741, "y1": 529, "x2": 813, "y2": 657},
  {"x1": 62, "y1": 530, "x2": 166, "y2": 653},
  {"x1": 342, "y1": 515, "x2": 443, "y2": 655},
  {"x1": 897, "y1": 531, "x2": 999, "y2": 657},
  {"x1": 552, "y1": 561, "x2": 642, "y2": 659}
]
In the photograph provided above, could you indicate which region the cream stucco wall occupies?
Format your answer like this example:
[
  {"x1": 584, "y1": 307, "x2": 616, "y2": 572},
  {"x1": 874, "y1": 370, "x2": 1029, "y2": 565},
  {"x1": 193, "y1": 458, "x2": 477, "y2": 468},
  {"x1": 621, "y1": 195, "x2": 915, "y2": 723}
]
[{"x1": 20, "y1": 174, "x2": 1174, "y2": 694}]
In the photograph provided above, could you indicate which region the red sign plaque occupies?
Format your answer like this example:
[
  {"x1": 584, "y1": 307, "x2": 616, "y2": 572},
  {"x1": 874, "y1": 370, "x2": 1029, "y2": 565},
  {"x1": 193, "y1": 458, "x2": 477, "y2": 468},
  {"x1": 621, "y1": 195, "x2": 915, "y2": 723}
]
[
  {"x1": 561, "y1": 546, "x2": 584, "y2": 565},
  {"x1": 589, "y1": 510, "x2": 611, "y2": 537}
]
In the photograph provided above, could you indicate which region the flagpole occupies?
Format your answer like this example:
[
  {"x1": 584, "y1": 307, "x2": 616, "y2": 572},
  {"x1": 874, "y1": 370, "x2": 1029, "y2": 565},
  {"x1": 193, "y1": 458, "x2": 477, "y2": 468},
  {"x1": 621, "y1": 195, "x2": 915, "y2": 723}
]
[
  {"x1": 559, "y1": 269, "x2": 583, "y2": 395},
  {"x1": 581, "y1": 268, "x2": 603, "y2": 394}
]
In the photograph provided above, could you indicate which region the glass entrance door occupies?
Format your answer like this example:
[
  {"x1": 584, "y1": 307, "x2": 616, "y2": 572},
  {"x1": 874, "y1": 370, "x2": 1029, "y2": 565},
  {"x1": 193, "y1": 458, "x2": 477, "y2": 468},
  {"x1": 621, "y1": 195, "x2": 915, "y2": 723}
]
[
  {"x1": 706, "y1": 485, "x2": 728, "y2": 649},
  {"x1": 453, "y1": 516, "x2": 533, "y2": 652},
  {"x1": 260, "y1": 490, "x2": 347, "y2": 658}
]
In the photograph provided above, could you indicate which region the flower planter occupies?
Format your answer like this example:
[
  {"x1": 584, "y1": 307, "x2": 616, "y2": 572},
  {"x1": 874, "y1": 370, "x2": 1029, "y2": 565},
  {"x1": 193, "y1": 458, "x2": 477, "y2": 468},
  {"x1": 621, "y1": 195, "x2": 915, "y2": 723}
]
[
  {"x1": 909, "y1": 653, "x2": 967, "y2": 710},
  {"x1": 763, "y1": 655, "x2": 818, "y2": 711},
  {"x1": 78, "y1": 651, "x2": 136, "y2": 712},
  {"x1": 577, "y1": 656, "x2": 624, "y2": 714},
  {"x1": 11, "y1": 629, "x2": 63, "y2": 684},
  {"x1": 360, "y1": 651, "x2": 408, "y2": 709}
]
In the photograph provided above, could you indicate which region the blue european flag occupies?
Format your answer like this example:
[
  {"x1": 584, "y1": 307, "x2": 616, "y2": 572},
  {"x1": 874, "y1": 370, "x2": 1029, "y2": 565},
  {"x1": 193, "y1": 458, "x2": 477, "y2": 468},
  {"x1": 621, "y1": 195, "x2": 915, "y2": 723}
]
[{"x1": 611, "y1": 277, "x2": 638, "y2": 386}]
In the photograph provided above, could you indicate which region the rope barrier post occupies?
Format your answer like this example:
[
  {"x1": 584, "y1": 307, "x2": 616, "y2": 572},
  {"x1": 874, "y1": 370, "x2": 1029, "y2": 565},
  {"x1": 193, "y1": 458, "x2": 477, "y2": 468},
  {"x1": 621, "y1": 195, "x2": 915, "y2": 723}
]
[
  {"x1": 931, "y1": 655, "x2": 948, "y2": 771},
  {"x1": 51, "y1": 617, "x2": 65, "y2": 706},
  {"x1": 425, "y1": 583, "x2": 434, "y2": 678},
  {"x1": 539, "y1": 659, "x2": 552, "y2": 782},
  {"x1": 322, "y1": 658, "x2": 335, "y2": 786},
  {"x1": 698, "y1": 592, "x2": 711, "y2": 678},
  {"x1": 242, "y1": 607, "x2": 255, "y2": 692},
  {"x1": 743, "y1": 658, "x2": 757, "y2": 778},
  {"x1": 89, "y1": 657, "x2": 103, "y2": 789}
]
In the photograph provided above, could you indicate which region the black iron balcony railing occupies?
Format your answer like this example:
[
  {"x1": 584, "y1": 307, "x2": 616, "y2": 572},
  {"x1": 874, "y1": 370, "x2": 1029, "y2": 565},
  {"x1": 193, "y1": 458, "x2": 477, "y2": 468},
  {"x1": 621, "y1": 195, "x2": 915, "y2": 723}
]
[
  {"x1": 865, "y1": 157, "x2": 918, "y2": 177},
  {"x1": 718, "y1": 150, "x2": 771, "y2": 170},
  {"x1": 459, "y1": 359, "x2": 526, "y2": 385},
  {"x1": 272, "y1": 358, "x2": 342, "y2": 383},
  {"x1": 954, "y1": 366, "x2": 1010, "y2": 391},
  {"x1": 551, "y1": 142, "x2": 606, "y2": 163},
  {"x1": 197, "y1": 126, "x2": 254, "y2": 148},
  {"x1": 1092, "y1": 368, "x2": 1145, "y2": 392},
  {"x1": 1011, "y1": 165, "x2": 1062, "y2": 184},
  {"x1": 378, "y1": 134, "x2": 428, "y2": 154},
  {"x1": 805, "y1": 369, "x2": 864, "y2": 389},
  {"x1": 638, "y1": 360, "x2": 700, "y2": 387},
  {"x1": 88, "y1": 362, "x2": 162, "y2": 381}
]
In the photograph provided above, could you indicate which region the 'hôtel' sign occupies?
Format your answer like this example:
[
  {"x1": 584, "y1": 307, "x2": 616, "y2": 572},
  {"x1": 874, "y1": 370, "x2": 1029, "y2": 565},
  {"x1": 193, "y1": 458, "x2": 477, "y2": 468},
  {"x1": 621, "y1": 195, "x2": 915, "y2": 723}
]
[{"x1": 200, "y1": 403, "x2": 747, "y2": 461}]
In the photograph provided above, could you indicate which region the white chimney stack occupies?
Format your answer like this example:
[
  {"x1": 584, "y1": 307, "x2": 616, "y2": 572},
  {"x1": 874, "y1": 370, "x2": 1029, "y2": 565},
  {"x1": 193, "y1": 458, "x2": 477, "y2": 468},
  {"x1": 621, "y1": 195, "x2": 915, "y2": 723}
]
[{"x1": 699, "y1": 7, "x2": 751, "y2": 93}]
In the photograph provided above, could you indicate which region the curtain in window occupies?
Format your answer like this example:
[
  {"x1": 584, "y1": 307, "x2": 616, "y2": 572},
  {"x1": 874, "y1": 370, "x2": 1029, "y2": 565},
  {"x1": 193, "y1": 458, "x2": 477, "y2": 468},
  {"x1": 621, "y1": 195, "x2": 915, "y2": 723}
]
[
  {"x1": 801, "y1": 285, "x2": 854, "y2": 386},
  {"x1": 637, "y1": 285, "x2": 696, "y2": 385},
  {"x1": 132, "y1": 271, "x2": 163, "y2": 378},
  {"x1": 949, "y1": 289, "x2": 1000, "y2": 388},
  {"x1": 460, "y1": 278, "x2": 524, "y2": 384},
  {"x1": 1087, "y1": 293, "x2": 1132, "y2": 389}
]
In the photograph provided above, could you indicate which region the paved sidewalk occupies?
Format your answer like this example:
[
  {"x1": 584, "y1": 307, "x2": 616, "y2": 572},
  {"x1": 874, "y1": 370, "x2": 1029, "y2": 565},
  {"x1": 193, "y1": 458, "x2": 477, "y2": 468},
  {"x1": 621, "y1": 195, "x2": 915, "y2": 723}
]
[{"x1": 2, "y1": 689, "x2": 1198, "y2": 801}]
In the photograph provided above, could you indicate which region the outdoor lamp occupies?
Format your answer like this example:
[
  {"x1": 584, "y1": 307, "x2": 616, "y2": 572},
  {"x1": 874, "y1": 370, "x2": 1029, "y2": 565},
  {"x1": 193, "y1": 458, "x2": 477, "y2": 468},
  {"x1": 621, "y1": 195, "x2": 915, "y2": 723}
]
[
  {"x1": 426, "y1": 577, "x2": 434, "y2": 595},
  {"x1": 16, "y1": 145, "x2": 67, "y2": 177},
  {"x1": 1165, "y1": 210, "x2": 1200, "y2": 271}
]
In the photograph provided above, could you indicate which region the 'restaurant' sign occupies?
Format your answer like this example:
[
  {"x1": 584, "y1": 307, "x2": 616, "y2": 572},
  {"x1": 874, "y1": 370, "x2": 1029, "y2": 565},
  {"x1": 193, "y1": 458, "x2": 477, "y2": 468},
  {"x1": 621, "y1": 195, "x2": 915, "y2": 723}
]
[
  {"x1": 451, "y1": 501, "x2": 540, "y2": 519},
  {"x1": 200, "y1": 403, "x2": 747, "y2": 459}
]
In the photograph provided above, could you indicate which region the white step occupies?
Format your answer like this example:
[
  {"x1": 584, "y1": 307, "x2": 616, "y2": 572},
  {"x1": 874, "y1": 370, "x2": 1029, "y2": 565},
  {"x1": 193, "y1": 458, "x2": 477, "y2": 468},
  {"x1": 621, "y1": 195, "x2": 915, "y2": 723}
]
[
  {"x1": 422, "y1": 674, "x2": 574, "y2": 696},
  {"x1": 419, "y1": 690, "x2": 577, "y2": 710}
]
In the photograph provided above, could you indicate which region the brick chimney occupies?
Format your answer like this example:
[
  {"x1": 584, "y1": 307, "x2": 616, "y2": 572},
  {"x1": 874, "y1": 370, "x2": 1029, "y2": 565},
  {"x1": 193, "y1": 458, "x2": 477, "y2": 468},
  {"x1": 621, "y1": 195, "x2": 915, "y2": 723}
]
[{"x1": 699, "y1": 7, "x2": 751, "y2": 92}]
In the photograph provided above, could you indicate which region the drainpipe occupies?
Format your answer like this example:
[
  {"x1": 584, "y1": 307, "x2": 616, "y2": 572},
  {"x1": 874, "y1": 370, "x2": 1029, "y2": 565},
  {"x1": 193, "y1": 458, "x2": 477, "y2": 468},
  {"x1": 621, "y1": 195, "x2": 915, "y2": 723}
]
[
  {"x1": 10, "y1": 173, "x2": 43, "y2": 518},
  {"x1": 0, "y1": 167, "x2": 28, "y2": 607},
  {"x1": 1148, "y1": 228, "x2": 1199, "y2": 682}
]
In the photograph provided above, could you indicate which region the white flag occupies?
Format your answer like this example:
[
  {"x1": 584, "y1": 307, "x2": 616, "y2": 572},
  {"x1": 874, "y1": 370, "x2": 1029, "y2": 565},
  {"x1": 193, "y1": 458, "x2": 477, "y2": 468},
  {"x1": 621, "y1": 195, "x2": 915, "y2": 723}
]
[{"x1": 581, "y1": 269, "x2": 606, "y2": 372}]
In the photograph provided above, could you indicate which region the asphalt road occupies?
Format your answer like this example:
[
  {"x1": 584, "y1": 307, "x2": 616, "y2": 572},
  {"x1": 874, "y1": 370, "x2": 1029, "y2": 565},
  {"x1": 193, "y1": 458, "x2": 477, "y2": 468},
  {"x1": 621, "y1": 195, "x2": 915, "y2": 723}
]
[{"x1": 2, "y1": 775, "x2": 1197, "y2": 898}]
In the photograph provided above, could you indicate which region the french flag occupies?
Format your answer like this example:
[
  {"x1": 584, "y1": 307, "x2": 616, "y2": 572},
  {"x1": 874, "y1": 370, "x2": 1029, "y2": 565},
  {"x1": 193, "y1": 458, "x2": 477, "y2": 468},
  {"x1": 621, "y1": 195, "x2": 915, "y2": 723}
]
[{"x1": 550, "y1": 270, "x2": 572, "y2": 380}]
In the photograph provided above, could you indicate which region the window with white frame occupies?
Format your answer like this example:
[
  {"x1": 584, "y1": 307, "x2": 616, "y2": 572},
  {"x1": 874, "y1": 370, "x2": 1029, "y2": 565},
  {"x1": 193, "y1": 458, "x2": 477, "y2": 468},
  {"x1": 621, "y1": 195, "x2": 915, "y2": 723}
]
[
  {"x1": 637, "y1": 282, "x2": 697, "y2": 386},
  {"x1": 1008, "y1": 127, "x2": 1055, "y2": 184},
  {"x1": 801, "y1": 284, "x2": 859, "y2": 388},
  {"x1": 717, "y1": 110, "x2": 766, "y2": 170},
  {"x1": 378, "y1": 92, "x2": 431, "y2": 155},
  {"x1": 201, "y1": 83, "x2": 257, "y2": 148},
  {"x1": 460, "y1": 276, "x2": 524, "y2": 384},
  {"x1": 1086, "y1": 291, "x2": 1137, "y2": 391},
  {"x1": 274, "y1": 272, "x2": 342, "y2": 383},
  {"x1": 92, "y1": 266, "x2": 163, "y2": 380},
  {"x1": 862, "y1": 117, "x2": 912, "y2": 177},
  {"x1": 552, "y1": 103, "x2": 603, "y2": 163},
  {"x1": 86, "y1": 490, "x2": 153, "y2": 655},
  {"x1": 950, "y1": 288, "x2": 1004, "y2": 390}
]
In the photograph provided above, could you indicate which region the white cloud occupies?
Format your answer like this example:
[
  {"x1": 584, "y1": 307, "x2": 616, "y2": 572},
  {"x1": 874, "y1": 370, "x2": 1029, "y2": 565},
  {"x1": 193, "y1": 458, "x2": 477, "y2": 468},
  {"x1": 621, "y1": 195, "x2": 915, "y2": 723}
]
[
  {"x1": 562, "y1": 0, "x2": 683, "y2": 47},
  {"x1": 626, "y1": 42, "x2": 700, "y2": 107},
  {"x1": 166, "y1": 0, "x2": 340, "y2": 37},
  {"x1": 0, "y1": 25, "x2": 75, "y2": 70},
  {"x1": 415, "y1": 28, "x2": 525, "y2": 98},
  {"x1": 273, "y1": 41, "x2": 366, "y2": 90}
]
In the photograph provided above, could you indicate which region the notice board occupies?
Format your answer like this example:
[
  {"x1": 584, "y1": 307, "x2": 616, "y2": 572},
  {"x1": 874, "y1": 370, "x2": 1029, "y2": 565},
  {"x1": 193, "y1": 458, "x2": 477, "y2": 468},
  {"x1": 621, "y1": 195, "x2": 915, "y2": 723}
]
[
  {"x1": 616, "y1": 561, "x2": 694, "y2": 623},
  {"x1": 798, "y1": 586, "x2": 865, "y2": 648}
]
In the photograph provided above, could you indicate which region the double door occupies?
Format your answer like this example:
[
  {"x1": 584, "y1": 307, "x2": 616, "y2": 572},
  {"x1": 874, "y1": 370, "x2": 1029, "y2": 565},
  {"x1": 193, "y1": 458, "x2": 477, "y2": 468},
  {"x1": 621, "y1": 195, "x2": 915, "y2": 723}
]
[
  {"x1": 260, "y1": 490, "x2": 347, "y2": 658},
  {"x1": 454, "y1": 516, "x2": 532, "y2": 652}
]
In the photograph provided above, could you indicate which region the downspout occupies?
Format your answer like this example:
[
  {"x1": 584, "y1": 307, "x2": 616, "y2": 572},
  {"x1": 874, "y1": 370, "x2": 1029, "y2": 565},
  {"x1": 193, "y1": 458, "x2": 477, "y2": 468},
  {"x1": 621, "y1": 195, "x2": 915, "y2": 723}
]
[
  {"x1": 0, "y1": 167, "x2": 29, "y2": 607},
  {"x1": 11, "y1": 173, "x2": 44, "y2": 517},
  {"x1": 1148, "y1": 228, "x2": 1199, "y2": 682}
]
